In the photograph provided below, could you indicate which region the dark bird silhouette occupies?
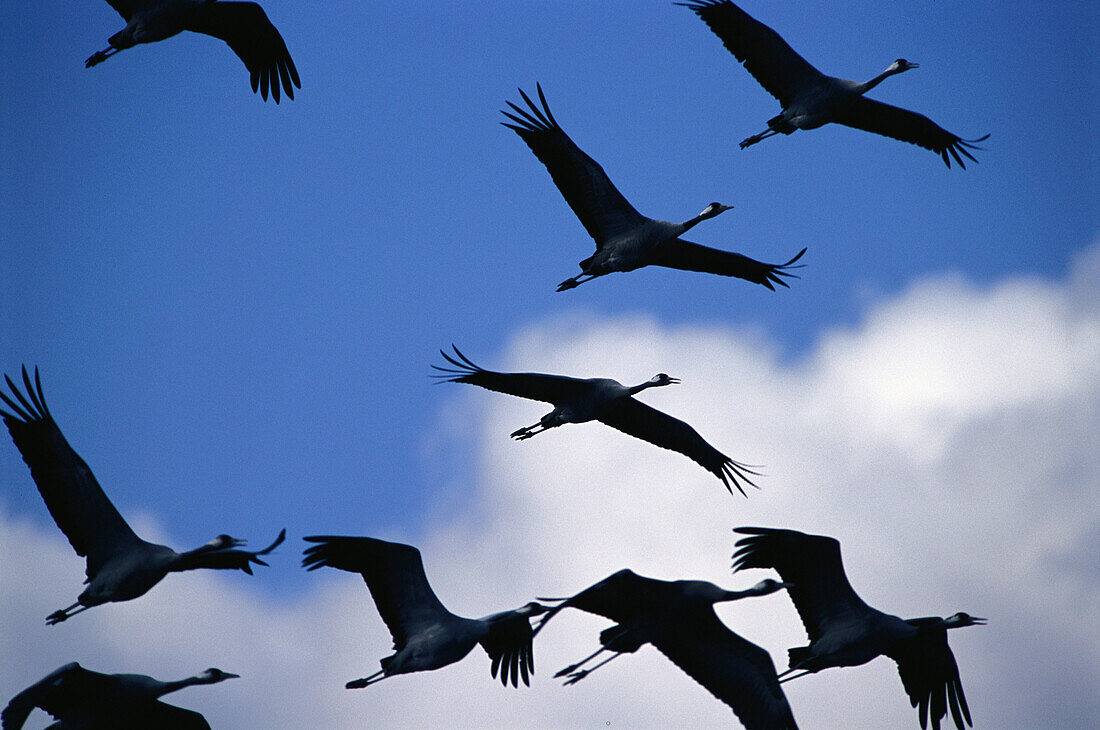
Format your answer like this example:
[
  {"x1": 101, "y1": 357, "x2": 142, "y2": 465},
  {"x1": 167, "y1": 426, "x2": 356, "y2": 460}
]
[
  {"x1": 733, "y1": 527, "x2": 985, "y2": 730},
  {"x1": 534, "y1": 569, "x2": 798, "y2": 730},
  {"x1": 85, "y1": 0, "x2": 300, "y2": 102},
  {"x1": 302, "y1": 535, "x2": 547, "y2": 688},
  {"x1": 3, "y1": 663, "x2": 237, "y2": 730},
  {"x1": 502, "y1": 84, "x2": 805, "y2": 291},
  {"x1": 433, "y1": 346, "x2": 759, "y2": 495},
  {"x1": 0, "y1": 366, "x2": 286, "y2": 624},
  {"x1": 679, "y1": 1, "x2": 987, "y2": 168}
]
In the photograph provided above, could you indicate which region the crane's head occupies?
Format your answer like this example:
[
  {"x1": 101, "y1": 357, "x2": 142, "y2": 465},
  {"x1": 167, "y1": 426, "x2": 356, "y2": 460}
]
[
  {"x1": 749, "y1": 578, "x2": 793, "y2": 596},
  {"x1": 649, "y1": 373, "x2": 681, "y2": 387},
  {"x1": 516, "y1": 601, "x2": 550, "y2": 617},
  {"x1": 699, "y1": 202, "x2": 733, "y2": 220},
  {"x1": 890, "y1": 58, "x2": 919, "y2": 74},
  {"x1": 204, "y1": 534, "x2": 246, "y2": 551},
  {"x1": 197, "y1": 668, "x2": 240, "y2": 684},
  {"x1": 943, "y1": 612, "x2": 986, "y2": 628}
]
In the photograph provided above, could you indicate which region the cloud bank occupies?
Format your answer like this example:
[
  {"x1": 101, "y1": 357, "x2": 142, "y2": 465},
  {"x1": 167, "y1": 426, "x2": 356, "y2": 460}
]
[{"x1": 3, "y1": 245, "x2": 1099, "y2": 728}]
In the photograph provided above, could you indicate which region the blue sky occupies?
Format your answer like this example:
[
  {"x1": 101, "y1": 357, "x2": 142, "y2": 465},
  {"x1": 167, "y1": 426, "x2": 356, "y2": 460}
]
[{"x1": 2, "y1": 1, "x2": 1098, "y2": 728}]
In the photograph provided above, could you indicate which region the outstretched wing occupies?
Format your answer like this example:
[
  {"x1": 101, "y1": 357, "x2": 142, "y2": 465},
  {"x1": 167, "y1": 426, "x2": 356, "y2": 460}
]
[
  {"x1": 2, "y1": 663, "x2": 114, "y2": 730},
  {"x1": 0, "y1": 368, "x2": 142, "y2": 579},
  {"x1": 303, "y1": 536, "x2": 456, "y2": 651},
  {"x1": 654, "y1": 614, "x2": 799, "y2": 730},
  {"x1": 732, "y1": 527, "x2": 873, "y2": 643},
  {"x1": 480, "y1": 613, "x2": 537, "y2": 688},
  {"x1": 431, "y1": 346, "x2": 594, "y2": 405},
  {"x1": 185, "y1": 1, "x2": 300, "y2": 102},
  {"x1": 598, "y1": 398, "x2": 758, "y2": 495},
  {"x1": 887, "y1": 619, "x2": 973, "y2": 730},
  {"x1": 834, "y1": 97, "x2": 987, "y2": 169},
  {"x1": 679, "y1": 1, "x2": 824, "y2": 106},
  {"x1": 502, "y1": 83, "x2": 647, "y2": 246},
  {"x1": 129, "y1": 701, "x2": 212, "y2": 730},
  {"x1": 653, "y1": 242, "x2": 806, "y2": 290}
]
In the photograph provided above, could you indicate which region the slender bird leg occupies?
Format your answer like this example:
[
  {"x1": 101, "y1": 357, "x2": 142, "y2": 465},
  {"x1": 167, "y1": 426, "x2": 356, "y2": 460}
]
[
  {"x1": 777, "y1": 669, "x2": 813, "y2": 684},
  {"x1": 556, "y1": 274, "x2": 598, "y2": 292},
  {"x1": 85, "y1": 47, "x2": 122, "y2": 68},
  {"x1": 562, "y1": 652, "x2": 624, "y2": 685},
  {"x1": 510, "y1": 423, "x2": 548, "y2": 440},
  {"x1": 554, "y1": 646, "x2": 613, "y2": 679},
  {"x1": 739, "y1": 129, "x2": 779, "y2": 149},
  {"x1": 45, "y1": 603, "x2": 88, "y2": 625},
  {"x1": 345, "y1": 670, "x2": 386, "y2": 689}
]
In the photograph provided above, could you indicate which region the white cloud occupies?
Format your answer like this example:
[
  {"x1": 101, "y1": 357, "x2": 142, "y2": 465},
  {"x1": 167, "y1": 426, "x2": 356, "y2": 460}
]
[{"x1": 3, "y1": 246, "x2": 1099, "y2": 728}]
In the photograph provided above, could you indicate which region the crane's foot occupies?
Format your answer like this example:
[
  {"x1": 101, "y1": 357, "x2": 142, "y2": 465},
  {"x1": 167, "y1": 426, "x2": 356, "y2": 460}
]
[
  {"x1": 556, "y1": 277, "x2": 580, "y2": 292},
  {"x1": 511, "y1": 424, "x2": 543, "y2": 440},
  {"x1": 45, "y1": 610, "x2": 70, "y2": 625},
  {"x1": 562, "y1": 669, "x2": 589, "y2": 686},
  {"x1": 85, "y1": 47, "x2": 118, "y2": 68},
  {"x1": 553, "y1": 662, "x2": 581, "y2": 678}
]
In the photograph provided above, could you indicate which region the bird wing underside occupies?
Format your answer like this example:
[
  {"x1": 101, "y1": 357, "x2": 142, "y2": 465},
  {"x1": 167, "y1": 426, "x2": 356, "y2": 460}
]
[
  {"x1": 653, "y1": 613, "x2": 799, "y2": 730},
  {"x1": 121, "y1": 701, "x2": 212, "y2": 730},
  {"x1": 653, "y1": 240, "x2": 806, "y2": 290},
  {"x1": 563, "y1": 570, "x2": 680, "y2": 624},
  {"x1": 680, "y1": 1, "x2": 824, "y2": 107},
  {"x1": 302, "y1": 536, "x2": 456, "y2": 650},
  {"x1": 432, "y1": 346, "x2": 594, "y2": 405},
  {"x1": 479, "y1": 614, "x2": 537, "y2": 688},
  {"x1": 184, "y1": 1, "x2": 300, "y2": 102},
  {"x1": 832, "y1": 97, "x2": 986, "y2": 169},
  {"x1": 0, "y1": 368, "x2": 142, "y2": 578},
  {"x1": 598, "y1": 398, "x2": 757, "y2": 495},
  {"x1": 501, "y1": 84, "x2": 647, "y2": 246},
  {"x1": 732, "y1": 528, "x2": 873, "y2": 643},
  {"x1": 887, "y1": 620, "x2": 972, "y2": 730},
  {"x1": 3, "y1": 664, "x2": 116, "y2": 729}
]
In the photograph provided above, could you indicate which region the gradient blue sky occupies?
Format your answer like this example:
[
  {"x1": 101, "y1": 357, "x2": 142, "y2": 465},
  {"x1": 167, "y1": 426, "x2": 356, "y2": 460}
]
[{"x1": 2, "y1": 1, "x2": 1098, "y2": 728}]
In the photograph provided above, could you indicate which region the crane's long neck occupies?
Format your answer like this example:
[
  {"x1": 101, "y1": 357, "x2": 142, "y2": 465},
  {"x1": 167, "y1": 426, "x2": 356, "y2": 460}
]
[
  {"x1": 853, "y1": 66, "x2": 903, "y2": 96},
  {"x1": 158, "y1": 674, "x2": 210, "y2": 696},
  {"x1": 627, "y1": 381, "x2": 662, "y2": 396},
  {"x1": 169, "y1": 545, "x2": 221, "y2": 572}
]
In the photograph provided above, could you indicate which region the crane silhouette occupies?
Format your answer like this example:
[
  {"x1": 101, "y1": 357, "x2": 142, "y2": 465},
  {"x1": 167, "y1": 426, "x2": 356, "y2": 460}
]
[
  {"x1": 0, "y1": 366, "x2": 285, "y2": 624},
  {"x1": 433, "y1": 346, "x2": 760, "y2": 495},
  {"x1": 502, "y1": 84, "x2": 805, "y2": 291},
  {"x1": 85, "y1": 0, "x2": 300, "y2": 102},
  {"x1": 3, "y1": 663, "x2": 237, "y2": 730},
  {"x1": 733, "y1": 527, "x2": 985, "y2": 730},
  {"x1": 680, "y1": 1, "x2": 987, "y2": 168},
  {"x1": 302, "y1": 535, "x2": 548, "y2": 688},
  {"x1": 533, "y1": 569, "x2": 798, "y2": 730}
]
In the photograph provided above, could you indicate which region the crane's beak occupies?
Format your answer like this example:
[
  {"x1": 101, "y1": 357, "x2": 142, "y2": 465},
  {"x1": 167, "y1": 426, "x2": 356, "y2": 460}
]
[
  {"x1": 668, "y1": 377, "x2": 681, "y2": 385},
  {"x1": 222, "y1": 672, "x2": 241, "y2": 680},
  {"x1": 970, "y1": 616, "x2": 987, "y2": 625}
]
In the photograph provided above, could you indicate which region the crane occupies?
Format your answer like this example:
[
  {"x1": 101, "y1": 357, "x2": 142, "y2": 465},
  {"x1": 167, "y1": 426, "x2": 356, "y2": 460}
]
[
  {"x1": 302, "y1": 535, "x2": 548, "y2": 688},
  {"x1": 85, "y1": 0, "x2": 300, "y2": 102},
  {"x1": 732, "y1": 527, "x2": 985, "y2": 730},
  {"x1": 533, "y1": 569, "x2": 798, "y2": 730},
  {"x1": 0, "y1": 366, "x2": 285, "y2": 624},
  {"x1": 433, "y1": 346, "x2": 759, "y2": 495},
  {"x1": 3, "y1": 663, "x2": 237, "y2": 730},
  {"x1": 502, "y1": 84, "x2": 805, "y2": 291},
  {"x1": 679, "y1": 1, "x2": 988, "y2": 168}
]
